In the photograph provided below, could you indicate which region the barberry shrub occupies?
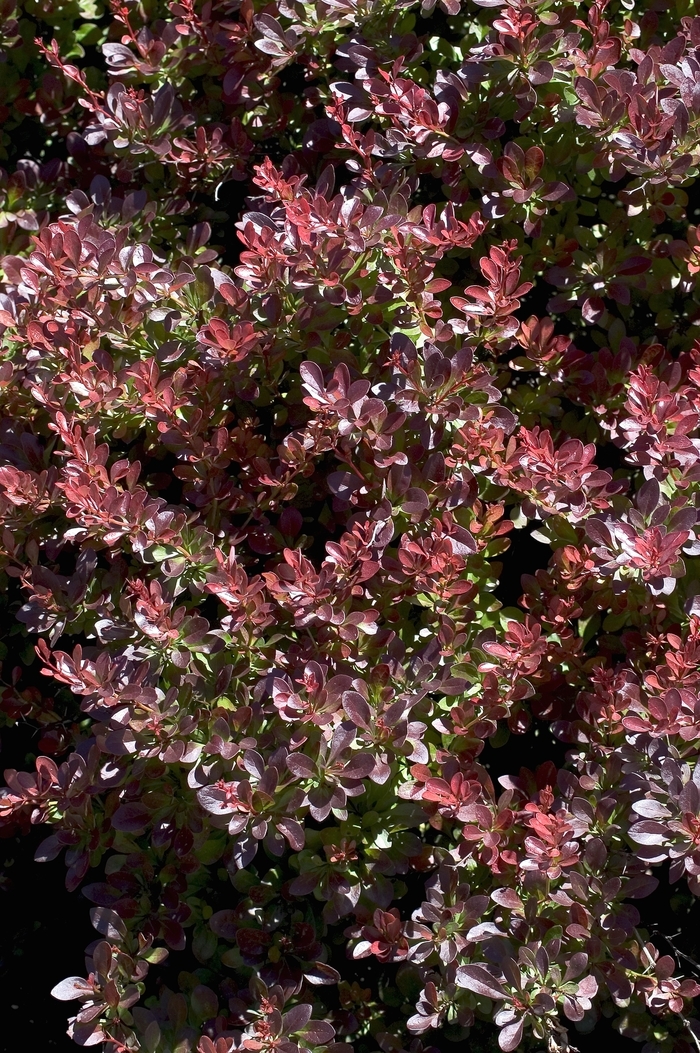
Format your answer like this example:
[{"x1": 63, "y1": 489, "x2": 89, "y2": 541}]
[{"x1": 3, "y1": 0, "x2": 700, "y2": 1051}]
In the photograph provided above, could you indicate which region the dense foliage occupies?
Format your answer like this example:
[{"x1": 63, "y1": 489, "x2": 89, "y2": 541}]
[{"x1": 2, "y1": 1, "x2": 700, "y2": 1051}]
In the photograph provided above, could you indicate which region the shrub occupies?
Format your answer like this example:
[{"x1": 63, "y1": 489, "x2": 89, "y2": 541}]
[{"x1": 2, "y1": 1, "x2": 700, "y2": 1052}]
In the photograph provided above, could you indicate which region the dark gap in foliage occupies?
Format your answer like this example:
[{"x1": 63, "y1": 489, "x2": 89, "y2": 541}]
[
  {"x1": 0, "y1": 700, "x2": 50, "y2": 769},
  {"x1": 327, "y1": 161, "x2": 356, "y2": 197},
  {"x1": 8, "y1": 118, "x2": 61, "y2": 164},
  {"x1": 556, "y1": 395, "x2": 586, "y2": 421},
  {"x1": 414, "y1": 172, "x2": 448, "y2": 207},
  {"x1": 499, "y1": 120, "x2": 521, "y2": 144},
  {"x1": 572, "y1": 175, "x2": 633, "y2": 231},
  {"x1": 0, "y1": 722, "x2": 92, "y2": 1051},
  {"x1": 492, "y1": 522, "x2": 550, "y2": 611},
  {"x1": 627, "y1": 296, "x2": 681, "y2": 349},
  {"x1": 651, "y1": 214, "x2": 695, "y2": 242},
  {"x1": 299, "y1": 517, "x2": 336, "y2": 563},
  {"x1": 196, "y1": 593, "x2": 221, "y2": 626},
  {"x1": 416, "y1": 7, "x2": 465, "y2": 44},
  {"x1": 636, "y1": 861, "x2": 700, "y2": 968},
  {"x1": 481, "y1": 724, "x2": 569, "y2": 782},
  {"x1": 513, "y1": 279, "x2": 553, "y2": 325},
  {"x1": 207, "y1": 179, "x2": 254, "y2": 270},
  {"x1": 50, "y1": 541, "x2": 84, "y2": 577},
  {"x1": 0, "y1": 848, "x2": 91, "y2": 1052},
  {"x1": 141, "y1": 450, "x2": 186, "y2": 506},
  {"x1": 277, "y1": 64, "x2": 311, "y2": 98},
  {"x1": 685, "y1": 176, "x2": 700, "y2": 220},
  {"x1": 594, "y1": 440, "x2": 627, "y2": 474}
]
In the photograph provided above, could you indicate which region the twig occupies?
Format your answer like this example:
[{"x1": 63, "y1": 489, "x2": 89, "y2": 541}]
[
  {"x1": 681, "y1": 1016, "x2": 700, "y2": 1053},
  {"x1": 649, "y1": 926, "x2": 700, "y2": 977}
]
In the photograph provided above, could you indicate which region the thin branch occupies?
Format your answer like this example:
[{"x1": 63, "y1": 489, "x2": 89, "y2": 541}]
[{"x1": 649, "y1": 926, "x2": 700, "y2": 977}]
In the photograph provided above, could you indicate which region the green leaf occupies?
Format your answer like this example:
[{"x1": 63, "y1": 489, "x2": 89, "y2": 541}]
[
  {"x1": 602, "y1": 611, "x2": 628, "y2": 632},
  {"x1": 196, "y1": 837, "x2": 226, "y2": 865}
]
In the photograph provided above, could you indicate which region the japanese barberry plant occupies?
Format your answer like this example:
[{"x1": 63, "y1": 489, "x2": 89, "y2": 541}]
[{"x1": 3, "y1": 1, "x2": 700, "y2": 1052}]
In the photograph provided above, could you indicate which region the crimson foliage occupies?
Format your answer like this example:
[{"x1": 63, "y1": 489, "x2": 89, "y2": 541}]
[{"x1": 2, "y1": 1, "x2": 700, "y2": 1052}]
